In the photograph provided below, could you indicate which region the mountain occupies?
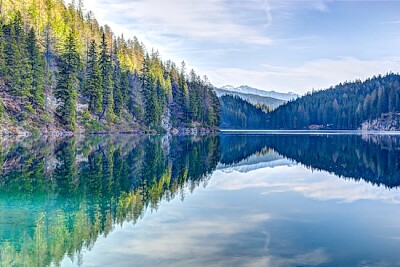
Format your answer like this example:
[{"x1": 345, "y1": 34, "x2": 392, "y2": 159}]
[
  {"x1": 215, "y1": 87, "x2": 285, "y2": 110},
  {"x1": 217, "y1": 150, "x2": 293, "y2": 173},
  {"x1": 216, "y1": 85, "x2": 298, "y2": 129},
  {"x1": 218, "y1": 85, "x2": 298, "y2": 102},
  {"x1": 265, "y1": 74, "x2": 400, "y2": 130},
  {"x1": 0, "y1": 1, "x2": 220, "y2": 135}
]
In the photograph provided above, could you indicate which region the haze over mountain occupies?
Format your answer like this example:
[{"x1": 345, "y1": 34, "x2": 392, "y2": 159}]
[
  {"x1": 215, "y1": 85, "x2": 298, "y2": 114},
  {"x1": 219, "y1": 85, "x2": 298, "y2": 101},
  {"x1": 216, "y1": 85, "x2": 298, "y2": 130}
]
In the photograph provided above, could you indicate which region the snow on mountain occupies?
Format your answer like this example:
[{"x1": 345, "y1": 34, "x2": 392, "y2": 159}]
[
  {"x1": 220, "y1": 85, "x2": 298, "y2": 102},
  {"x1": 217, "y1": 151, "x2": 294, "y2": 173},
  {"x1": 215, "y1": 87, "x2": 285, "y2": 109}
]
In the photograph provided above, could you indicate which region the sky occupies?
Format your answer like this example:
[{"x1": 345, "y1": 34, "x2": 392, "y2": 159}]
[{"x1": 74, "y1": 0, "x2": 400, "y2": 94}]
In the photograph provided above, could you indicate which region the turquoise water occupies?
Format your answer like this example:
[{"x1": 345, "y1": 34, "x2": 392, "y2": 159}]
[{"x1": 1, "y1": 134, "x2": 400, "y2": 266}]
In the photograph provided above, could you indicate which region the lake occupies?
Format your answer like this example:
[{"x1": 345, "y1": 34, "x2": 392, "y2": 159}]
[{"x1": 1, "y1": 133, "x2": 400, "y2": 266}]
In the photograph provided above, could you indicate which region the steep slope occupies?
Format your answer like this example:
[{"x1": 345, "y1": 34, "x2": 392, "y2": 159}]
[
  {"x1": 0, "y1": 0, "x2": 220, "y2": 135},
  {"x1": 220, "y1": 95, "x2": 268, "y2": 129},
  {"x1": 265, "y1": 74, "x2": 400, "y2": 130}
]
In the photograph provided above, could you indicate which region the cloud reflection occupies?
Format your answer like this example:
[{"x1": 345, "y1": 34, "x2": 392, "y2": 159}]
[{"x1": 209, "y1": 165, "x2": 400, "y2": 204}]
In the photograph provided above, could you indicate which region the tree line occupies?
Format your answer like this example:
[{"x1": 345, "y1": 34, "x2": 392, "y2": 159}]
[
  {"x1": 0, "y1": 0, "x2": 220, "y2": 132},
  {"x1": 265, "y1": 74, "x2": 400, "y2": 129}
]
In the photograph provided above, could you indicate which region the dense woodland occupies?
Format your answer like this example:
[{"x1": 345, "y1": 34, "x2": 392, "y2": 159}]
[
  {"x1": 0, "y1": 0, "x2": 220, "y2": 133},
  {"x1": 266, "y1": 74, "x2": 400, "y2": 130},
  {"x1": 220, "y1": 95, "x2": 268, "y2": 129}
]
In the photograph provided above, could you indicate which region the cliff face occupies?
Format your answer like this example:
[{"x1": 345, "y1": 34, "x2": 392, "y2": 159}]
[{"x1": 360, "y1": 113, "x2": 400, "y2": 131}]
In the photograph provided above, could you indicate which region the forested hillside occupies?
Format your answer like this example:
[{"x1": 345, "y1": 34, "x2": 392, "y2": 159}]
[
  {"x1": 0, "y1": 0, "x2": 220, "y2": 135},
  {"x1": 215, "y1": 88, "x2": 284, "y2": 112},
  {"x1": 266, "y1": 74, "x2": 400, "y2": 130},
  {"x1": 220, "y1": 95, "x2": 268, "y2": 129}
]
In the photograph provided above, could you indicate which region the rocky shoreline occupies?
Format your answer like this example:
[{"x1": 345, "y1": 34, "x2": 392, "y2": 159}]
[
  {"x1": 0, "y1": 125, "x2": 219, "y2": 137},
  {"x1": 360, "y1": 113, "x2": 400, "y2": 131}
]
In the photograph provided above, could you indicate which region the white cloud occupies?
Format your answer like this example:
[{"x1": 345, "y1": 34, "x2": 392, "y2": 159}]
[
  {"x1": 311, "y1": 0, "x2": 330, "y2": 12},
  {"x1": 74, "y1": 198, "x2": 330, "y2": 267},
  {"x1": 209, "y1": 165, "x2": 400, "y2": 204},
  {"x1": 80, "y1": 0, "x2": 273, "y2": 46},
  {"x1": 202, "y1": 57, "x2": 400, "y2": 94},
  {"x1": 71, "y1": 0, "x2": 399, "y2": 95}
]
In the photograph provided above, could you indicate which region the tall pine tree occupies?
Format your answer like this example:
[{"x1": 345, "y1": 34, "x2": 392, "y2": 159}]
[
  {"x1": 55, "y1": 31, "x2": 80, "y2": 130},
  {"x1": 85, "y1": 39, "x2": 102, "y2": 113},
  {"x1": 26, "y1": 27, "x2": 45, "y2": 108},
  {"x1": 142, "y1": 54, "x2": 157, "y2": 127},
  {"x1": 99, "y1": 31, "x2": 114, "y2": 120},
  {"x1": 112, "y1": 40, "x2": 123, "y2": 117}
]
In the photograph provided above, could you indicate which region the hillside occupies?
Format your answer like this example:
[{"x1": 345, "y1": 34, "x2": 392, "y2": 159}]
[
  {"x1": 215, "y1": 87, "x2": 285, "y2": 111},
  {"x1": 265, "y1": 74, "x2": 400, "y2": 130},
  {"x1": 0, "y1": 0, "x2": 220, "y2": 135},
  {"x1": 220, "y1": 95, "x2": 268, "y2": 129}
]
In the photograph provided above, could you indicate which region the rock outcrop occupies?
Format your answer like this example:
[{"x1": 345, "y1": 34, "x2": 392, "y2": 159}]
[{"x1": 360, "y1": 113, "x2": 400, "y2": 131}]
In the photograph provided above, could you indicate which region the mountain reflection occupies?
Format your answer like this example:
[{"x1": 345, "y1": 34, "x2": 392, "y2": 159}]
[
  {"x1": 0, "y1": 135, "x2": 220, "y2": 266},
  {"x1": 221, "y1": 133, "x2": 400, "y2": 188},
  {"x1": 1, "y1": 133, "x2": 400, "y2": 266}
]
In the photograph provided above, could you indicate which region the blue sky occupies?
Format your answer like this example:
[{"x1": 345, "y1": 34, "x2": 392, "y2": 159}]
[{"x1": 76, "y1": 0, "x2": 400, "y2": 94}]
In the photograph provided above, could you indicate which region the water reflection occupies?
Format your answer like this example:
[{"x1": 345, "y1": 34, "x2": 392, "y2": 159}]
[
  {"x1": 1, "y1": 133, "x2": 400, "y2": 266},
  {"x1": 220, "y1": 133, "x2": 400, "y2": 188},
  {"x1": 0, "y1": 135, "x2": 220, "y2": 266}
]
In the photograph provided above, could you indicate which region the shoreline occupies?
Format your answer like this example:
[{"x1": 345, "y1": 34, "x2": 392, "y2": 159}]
[
  {"x1": 220, "y1": 129, "x2": 400, "y2": 135},
  {"x1": 3, "y1": 129, "x2": 400, "y2": 138},
  {"x1": 0, "y1": 128, "x2": 220, "y2": 138}
]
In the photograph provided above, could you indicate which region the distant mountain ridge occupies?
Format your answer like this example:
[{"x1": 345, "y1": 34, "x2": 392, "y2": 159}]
[
  {"x1": 215, "y1": 87, "x2": 285, "y2": 110},
  {"x1": 216, "y1": 85, "x2": 298, "y2": 130},
  {"x1": 219, "y1": 85, "x2": 298, "y2": 102}
]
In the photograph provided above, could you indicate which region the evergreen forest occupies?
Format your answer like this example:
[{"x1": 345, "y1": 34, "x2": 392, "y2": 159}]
[
  {"x1": 265, "y1": 74, "x2": 400, "y2": 130},
  {"x1": 0, "y1": 0, "x2": 220, "y2": 134},
  {"x1": 220, "y1": 95, "x2": 268, "y2": 129}
]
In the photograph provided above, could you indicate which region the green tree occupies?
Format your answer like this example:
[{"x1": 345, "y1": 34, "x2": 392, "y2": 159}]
[
  {"x1": 55, "y1": 31, "x2": 80, "y2": 130},
  {"x1": 112, "y1": 41, "x2": 123, "y2": 117},
  {"x1": 99, "y1": 31, "x2": 114, "y2": 120},
  {"x1": 26, "y1": 27, "x2": 45, "y2": 108},
  {"x1": 85, "y1": 39, "x2": 102, "y2": 113},
  {"x1": 3, "y1": 12, "x2": 32, "y2": 102}
]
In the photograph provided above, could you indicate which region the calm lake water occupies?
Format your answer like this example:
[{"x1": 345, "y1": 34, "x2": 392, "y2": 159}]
[{"x1": 1, "y1": 133, "x2": 400, "y2": 266}]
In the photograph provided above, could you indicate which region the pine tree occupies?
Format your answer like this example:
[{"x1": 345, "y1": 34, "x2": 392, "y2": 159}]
[
  {"x1": 128, "y1": 71, "x2": 144, "y2": 121},
  {"x1": 112, "y1": 41, "x2": 122, "y2": 117},
  {"x1": 55, "y1": 31, "x2": 80, "y2": 130},
  {"x1": 143, "y1": 71, "x2": 157, "y2": 127},
  {"x1": 120, "y1": 70, "x2": 130, "y2": 106},
  {"x1": 26, "y1": 27, "x2": 45, "y2": 108},
  {"x1": 112, "y1": 63, "x2": 123, "y2": 117},
  {"x1": 85, "y1": 39, "x2": 102, "y2": 113},
  {"x1": 3, "y1": 13, "x2": 28, "y2": 100},
  {"x1": 99, "y1": 31, "x2": 114, "y2": 120},
  {"x1": 14, "y1": 12, "x2": 32, "y2": 103}
]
